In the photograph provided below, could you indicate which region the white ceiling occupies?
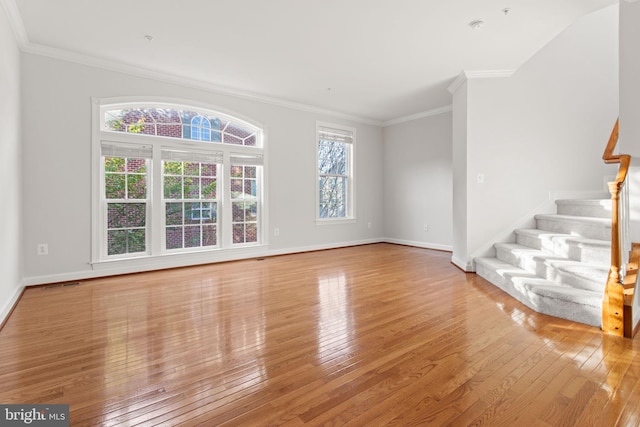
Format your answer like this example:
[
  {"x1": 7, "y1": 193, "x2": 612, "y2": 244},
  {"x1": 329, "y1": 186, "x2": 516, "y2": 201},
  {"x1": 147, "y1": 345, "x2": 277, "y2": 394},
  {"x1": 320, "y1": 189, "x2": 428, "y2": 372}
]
[{"x1": 4, "y1": 0, "x2": 617, "y2": 124}]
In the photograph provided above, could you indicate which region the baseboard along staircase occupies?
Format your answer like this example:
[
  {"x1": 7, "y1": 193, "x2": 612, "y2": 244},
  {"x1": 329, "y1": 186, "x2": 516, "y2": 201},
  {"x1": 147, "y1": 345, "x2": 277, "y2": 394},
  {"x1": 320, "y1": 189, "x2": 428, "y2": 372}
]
[{"x1": 475, "y1": 198, "x2": 613, "y2": 327}]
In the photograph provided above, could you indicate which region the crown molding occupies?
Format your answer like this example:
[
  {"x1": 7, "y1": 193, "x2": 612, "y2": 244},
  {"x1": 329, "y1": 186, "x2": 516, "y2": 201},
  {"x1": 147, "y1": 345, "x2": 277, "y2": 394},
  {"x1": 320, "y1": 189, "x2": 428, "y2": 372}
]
[
  {"x1": 2, "y1": 0, "x2": 382, "y2": 127},
  {"x1": 447, "y1": 69, "x2": 516, "y2": 94},
  {"x1": 382, "y1": 105, "x2": 452, "y2": 127},
  {"x1": 0, "y1": 0, "x2": 28, "y2": 49},
  {"x1": 22, "y1": 42, "x2": 384, "y2": 127}
]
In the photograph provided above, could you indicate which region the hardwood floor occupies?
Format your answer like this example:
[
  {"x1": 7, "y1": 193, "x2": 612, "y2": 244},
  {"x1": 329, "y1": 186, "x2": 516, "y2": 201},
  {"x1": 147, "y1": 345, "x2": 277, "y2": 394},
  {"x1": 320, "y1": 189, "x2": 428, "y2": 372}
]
[{"x1": 1, "y1": 243, "x2": 639, "y2": 426}]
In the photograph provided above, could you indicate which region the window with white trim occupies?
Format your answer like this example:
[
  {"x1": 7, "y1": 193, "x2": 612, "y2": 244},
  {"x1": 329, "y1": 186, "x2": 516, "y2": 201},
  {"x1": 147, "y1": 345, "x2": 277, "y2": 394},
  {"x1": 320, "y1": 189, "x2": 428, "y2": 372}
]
[
  {"x1": 93, "y1": 101, "x2": 264, "y2": 263},
  {"x1": 190, "y1": 115, "x2": 212, "y2": 141},
  {"x1": 317, "y1": 123, "x2": 354, "y2": 221}
]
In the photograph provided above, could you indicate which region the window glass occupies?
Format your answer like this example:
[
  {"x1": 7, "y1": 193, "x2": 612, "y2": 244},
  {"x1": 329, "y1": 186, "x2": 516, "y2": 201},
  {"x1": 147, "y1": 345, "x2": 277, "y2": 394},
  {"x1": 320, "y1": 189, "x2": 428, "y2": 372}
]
[{"x1": 317, "y1": 124, "x2": 354, "y2": 220}]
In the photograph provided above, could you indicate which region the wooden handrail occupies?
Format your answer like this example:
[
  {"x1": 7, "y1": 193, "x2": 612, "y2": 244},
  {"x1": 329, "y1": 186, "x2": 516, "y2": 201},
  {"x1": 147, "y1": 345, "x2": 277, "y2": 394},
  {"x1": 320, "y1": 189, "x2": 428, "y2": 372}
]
[{"x1": 602, "y1": 119, "x2": 632, "y2": 336}]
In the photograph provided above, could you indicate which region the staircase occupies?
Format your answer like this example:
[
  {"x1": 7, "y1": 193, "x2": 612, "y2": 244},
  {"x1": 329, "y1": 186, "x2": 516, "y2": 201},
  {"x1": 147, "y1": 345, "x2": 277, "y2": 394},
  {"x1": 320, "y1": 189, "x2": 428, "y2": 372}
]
[{"x1": 475, "y1": 198, "x2": 612, "y2": 327}]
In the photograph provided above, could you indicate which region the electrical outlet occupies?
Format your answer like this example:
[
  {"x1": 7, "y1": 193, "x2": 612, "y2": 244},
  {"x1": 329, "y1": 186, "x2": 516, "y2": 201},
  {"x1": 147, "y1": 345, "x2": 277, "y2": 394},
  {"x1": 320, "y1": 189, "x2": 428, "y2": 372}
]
[
  {"x1": 367, "y1": 222, "x2": 372, "y2": 229},
  {"x1": 477, "y1": 173, "x2": 485, "y2": 184},
  {"x1": 37, "y1": 243, "x2": 48, "y2": 255},
  {"x1": 423, "y1": 224, "x2": 429, "y2": 232},
  {"x1": 274, "y1": 228, "x2": 280, "y2": 237}
]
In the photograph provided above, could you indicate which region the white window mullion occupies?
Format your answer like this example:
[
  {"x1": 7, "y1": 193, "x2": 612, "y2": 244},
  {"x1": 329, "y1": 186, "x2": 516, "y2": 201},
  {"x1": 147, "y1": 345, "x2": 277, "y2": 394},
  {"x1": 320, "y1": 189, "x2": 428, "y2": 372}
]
[
  {"x1": 221, "y1": 153, "x2": 232, "y2": 248},
  {"x1": 151, "y1": 144, "x2": 163, "y2": 255}
]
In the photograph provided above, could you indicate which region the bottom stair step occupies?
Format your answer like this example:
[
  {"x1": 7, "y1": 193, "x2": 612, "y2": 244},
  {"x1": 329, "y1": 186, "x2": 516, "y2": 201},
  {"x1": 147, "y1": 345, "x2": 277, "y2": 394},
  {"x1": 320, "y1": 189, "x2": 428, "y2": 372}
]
[{"x1": 475, "y1": 257, "x2": 602, "y2": 327}]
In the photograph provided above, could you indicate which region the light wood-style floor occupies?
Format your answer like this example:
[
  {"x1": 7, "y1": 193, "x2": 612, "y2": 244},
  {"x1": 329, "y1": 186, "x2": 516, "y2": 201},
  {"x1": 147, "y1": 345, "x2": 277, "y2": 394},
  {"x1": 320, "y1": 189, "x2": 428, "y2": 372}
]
[{"x1": 1, "y1": 243, "x2": 640, "y2": 426}]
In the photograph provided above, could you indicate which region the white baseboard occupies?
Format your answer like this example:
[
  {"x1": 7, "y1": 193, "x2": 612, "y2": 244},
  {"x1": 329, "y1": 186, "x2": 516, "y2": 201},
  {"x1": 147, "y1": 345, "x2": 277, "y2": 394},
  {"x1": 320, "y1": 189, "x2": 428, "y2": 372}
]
[
  {"x1": 0, "y1": 284, "x2": 24, "y2": 327},
  {"x1": 451, "y1": 255, "x2": 474, "y2": 272},
  {"x1": 21, "y1": 238, "x2": 384, "y2": 286},
  {"x1": 21, "y1": 238, "x2": 458, "y2": 287},
  {"x1": 382, "y1": 238, "x2": 452, "y2": 252}
]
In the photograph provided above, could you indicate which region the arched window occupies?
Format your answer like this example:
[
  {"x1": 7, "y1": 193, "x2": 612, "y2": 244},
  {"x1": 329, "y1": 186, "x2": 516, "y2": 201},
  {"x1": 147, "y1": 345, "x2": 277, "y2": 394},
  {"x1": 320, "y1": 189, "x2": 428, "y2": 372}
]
[
  {"x1": 93, "y1": 99, "x2": 264, "y2": 264},
  {"x1": 190, "y1": 115, "x2": 211, "y2": 141}
]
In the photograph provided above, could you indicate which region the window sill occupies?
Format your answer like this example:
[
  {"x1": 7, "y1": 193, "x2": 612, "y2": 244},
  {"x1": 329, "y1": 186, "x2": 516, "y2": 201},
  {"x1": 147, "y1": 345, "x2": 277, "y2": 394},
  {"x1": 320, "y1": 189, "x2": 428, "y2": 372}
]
[
  {"x1": 91, "y1": 245, "x2": 267, "y2": 273},
  {"x1": 315, "y1": 218, "x2": 356, "y2": 226}
]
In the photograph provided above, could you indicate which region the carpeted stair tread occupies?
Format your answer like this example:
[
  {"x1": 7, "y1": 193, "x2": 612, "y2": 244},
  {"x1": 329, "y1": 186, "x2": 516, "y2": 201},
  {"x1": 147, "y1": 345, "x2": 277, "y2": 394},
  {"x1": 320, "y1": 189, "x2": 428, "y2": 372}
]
[
  {"x1": 475, "y1": 256, "x2": 602, "y2": 326},
  {"x1": 534, "y1": 214, "x2": 611, "y2": 240},
  {"x1": 515, "y1": 228, "x2": 610, "y2": 265}
]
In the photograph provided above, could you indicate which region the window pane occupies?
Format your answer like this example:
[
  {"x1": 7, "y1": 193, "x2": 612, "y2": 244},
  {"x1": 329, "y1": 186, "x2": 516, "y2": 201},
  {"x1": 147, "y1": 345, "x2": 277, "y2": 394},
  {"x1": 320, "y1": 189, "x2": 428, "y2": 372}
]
[
  {"x1": 244, "y1": 135, "x2": 257, "y2": 147},
  {"x1": 127, "y1": 158, "x2": 146, "y2": 173},
  {"x1": 224, "y1": 134, "x2": 243, "y2": 145},
  {"x1": 230, "y1": 179, "x2": 243, "y2": 199},
  {"x1": 203, "y1": 225, "x2": 216, "y2": 246},
  {"x1": 244, "y1": 179, "x2": 256, "y2": 198},
  {"x1": 105, "y1": 157, "x2": 148, "y2": 200},
  {"x1": 128, "y1": 229, "x2": 146, "y2": 253},
  {"x1": 184, "y1": 162, "x2": 199, "y2": 176},
  {"x1": 164, "y1": 161, "x2": 182, "y2": 175},
  {"x1": 162, "y1": 159, "x2": 219, "y2": 251},
  {"x1": 103, "y1": 107, "x2": 261, "y2": 148},
  {"x1": 127, "y1": 174, "x2": 146, "y2": 199},
  {"x1": 232, "y1": 202, "x2": 245, "y2": 222},
  {"x1": 318, "y1": 140, "x2": 347, "y2": 175},
  {"x1": 166, "y1": 202, "x2": 183, "y2": 226},
  {"x1": 166, "y1": 227, "x2": 183, "y2": 250},
  {"x1": 105, "y1": 174, "x2": 125, "y2": 199},
  {"x1": 107, "y1": 227, "x2": 145, "y2": 255},
  {"x1": 184, "y1": 226, "x2": 201, "y2": 248},
  {"x1": 124, "y1": 203, "x2": 146, "y2": 227},
  {"x1": 319, "y1": 176, "x2": 346, "y2": 218},
  {"x1": 201, "y1": 163, "x2": 216, "y2": 177},
  {"x1": 107, "y1": 230, "x2": 127, "y2": 255},
  {"x1": 184, "y1": 177, "x2": 200, "y2": 199},
  {"x1": 105, "y1": 157, "x2": 125, "y2": 172},
  {"x1": 107, "y1": 203, "x2": 125, "y2": 229},
  {"x1": 245, "y1": 223, "x2": 258, "y2": 243},
  {"x1": 185, "y1": 202, "x2": 203, "y2": 225},
  {"x1": 246, "y1": 201, "x2": 257, "y2": 221},
  {"x1": 164, "y1": 176, "x2": 182, "y2": 199},
  {"x1": 202, "y1": 177, "x2": 217, "y2": 199},
  {"x1": 233, "y1": 224, "x2": 245, "y2": 244}
]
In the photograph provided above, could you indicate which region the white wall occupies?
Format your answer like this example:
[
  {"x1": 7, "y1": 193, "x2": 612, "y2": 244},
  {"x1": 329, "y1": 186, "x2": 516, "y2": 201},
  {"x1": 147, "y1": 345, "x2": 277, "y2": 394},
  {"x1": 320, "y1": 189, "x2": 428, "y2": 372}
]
[
  {"x1": 451, "y1": 81, "x2": 469, "y2": 270},
  {"x1": 382, "y1": 112, "x2": 452, "y2": 250},
  {"x1": 620, "y1": 0, "x2": 640, "y2": 157},
  {"x1": 0, "y1": 4, "x2": 23, "y2": 322},
  {"x1": 451, "y1": 5, "x2": 619, "y2": 270},
  {"x1": 619, "y1": 0, "x2": 640, "y2": 329},
  {"x1": 20, "y1": 54, "x2": 384, "y2": 284}
]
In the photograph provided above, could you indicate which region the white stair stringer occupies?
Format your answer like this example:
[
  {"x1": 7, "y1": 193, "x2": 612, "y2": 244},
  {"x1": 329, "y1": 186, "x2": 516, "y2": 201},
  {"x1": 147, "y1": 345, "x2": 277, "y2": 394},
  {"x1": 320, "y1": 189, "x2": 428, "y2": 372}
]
[{"x1": 474, "y1": 198, "x2": 612, "y2": 328}]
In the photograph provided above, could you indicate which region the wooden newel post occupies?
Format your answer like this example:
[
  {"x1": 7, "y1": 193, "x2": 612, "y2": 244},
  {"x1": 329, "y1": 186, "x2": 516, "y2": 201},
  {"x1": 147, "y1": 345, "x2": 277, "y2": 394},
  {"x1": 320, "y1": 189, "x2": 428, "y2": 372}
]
[{"x1": 603, "y1": 180, "x2": 624, "y2": 336}]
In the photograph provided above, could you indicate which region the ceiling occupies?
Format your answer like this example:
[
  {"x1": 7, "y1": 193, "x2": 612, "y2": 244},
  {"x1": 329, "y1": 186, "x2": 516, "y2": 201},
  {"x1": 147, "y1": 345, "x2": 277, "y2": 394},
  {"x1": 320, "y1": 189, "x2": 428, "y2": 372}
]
[{"x1": 4, "y1": 0, "x2": 618, "y2": 124}]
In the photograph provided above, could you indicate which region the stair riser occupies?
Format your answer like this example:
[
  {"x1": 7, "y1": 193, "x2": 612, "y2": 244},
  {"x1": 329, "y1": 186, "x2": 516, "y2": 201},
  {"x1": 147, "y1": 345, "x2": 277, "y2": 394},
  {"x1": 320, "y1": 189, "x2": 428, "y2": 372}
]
[
  {"x1": 475, "y1": 261, "x2": 601, "y2": 327},
  {"x1": 496, "y1": 247, "x2": 605, "y2": 291},
  {"x1": 535, "y1": 218, "x2": 611, "y2": 240},
  {"x1": 556, "y1": 202, "x2": 612, "y2": 219},
  {"x1": 540, "y1": 266, "x2": 607, "y2": 293},
  {"x1": 515, "y1": 233, "x2": 610, "y2": 266}
]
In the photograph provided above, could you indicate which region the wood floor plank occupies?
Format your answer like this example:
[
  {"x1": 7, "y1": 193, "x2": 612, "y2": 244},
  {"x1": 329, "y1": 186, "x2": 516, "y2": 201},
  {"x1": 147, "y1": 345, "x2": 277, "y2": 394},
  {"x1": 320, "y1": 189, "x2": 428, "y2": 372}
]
[{"x1": 1, "y1": 243, "x2": 639, "y2": 426}]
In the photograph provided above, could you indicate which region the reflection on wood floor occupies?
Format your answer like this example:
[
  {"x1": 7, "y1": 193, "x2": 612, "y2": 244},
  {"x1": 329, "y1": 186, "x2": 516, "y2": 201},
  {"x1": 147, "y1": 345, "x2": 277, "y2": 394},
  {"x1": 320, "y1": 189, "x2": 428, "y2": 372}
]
[{"x1": 1, "y1": 243, "x2": 639, "y2": 426}]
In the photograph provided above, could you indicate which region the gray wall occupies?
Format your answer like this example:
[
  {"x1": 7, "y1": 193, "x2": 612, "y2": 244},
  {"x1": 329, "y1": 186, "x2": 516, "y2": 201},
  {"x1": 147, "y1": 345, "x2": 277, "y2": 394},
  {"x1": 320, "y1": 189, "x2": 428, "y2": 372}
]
[
  {"x1": 620, "y1": 0, "x2": 640, "y2": 328},
  {"x1": 20, "y1": 54, "x2": 384, "y2": 283},
  {"x1": 0, "y1": 4, "x2": 22, "y2": 320},
  {"x1": 382, "y1": 112, "x2": 452, "y2": 250}
]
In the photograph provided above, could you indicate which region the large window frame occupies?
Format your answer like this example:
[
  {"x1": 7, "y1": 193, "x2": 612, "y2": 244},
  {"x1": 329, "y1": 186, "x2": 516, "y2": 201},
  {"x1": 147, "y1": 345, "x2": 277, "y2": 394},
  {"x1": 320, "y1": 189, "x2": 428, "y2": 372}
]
[
  {"x1": 316, "y1": 122, "x2": 356, "y2": 224},
  {"x1": 91, "y1": 98, "x2": 266, "y2": 265}
]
